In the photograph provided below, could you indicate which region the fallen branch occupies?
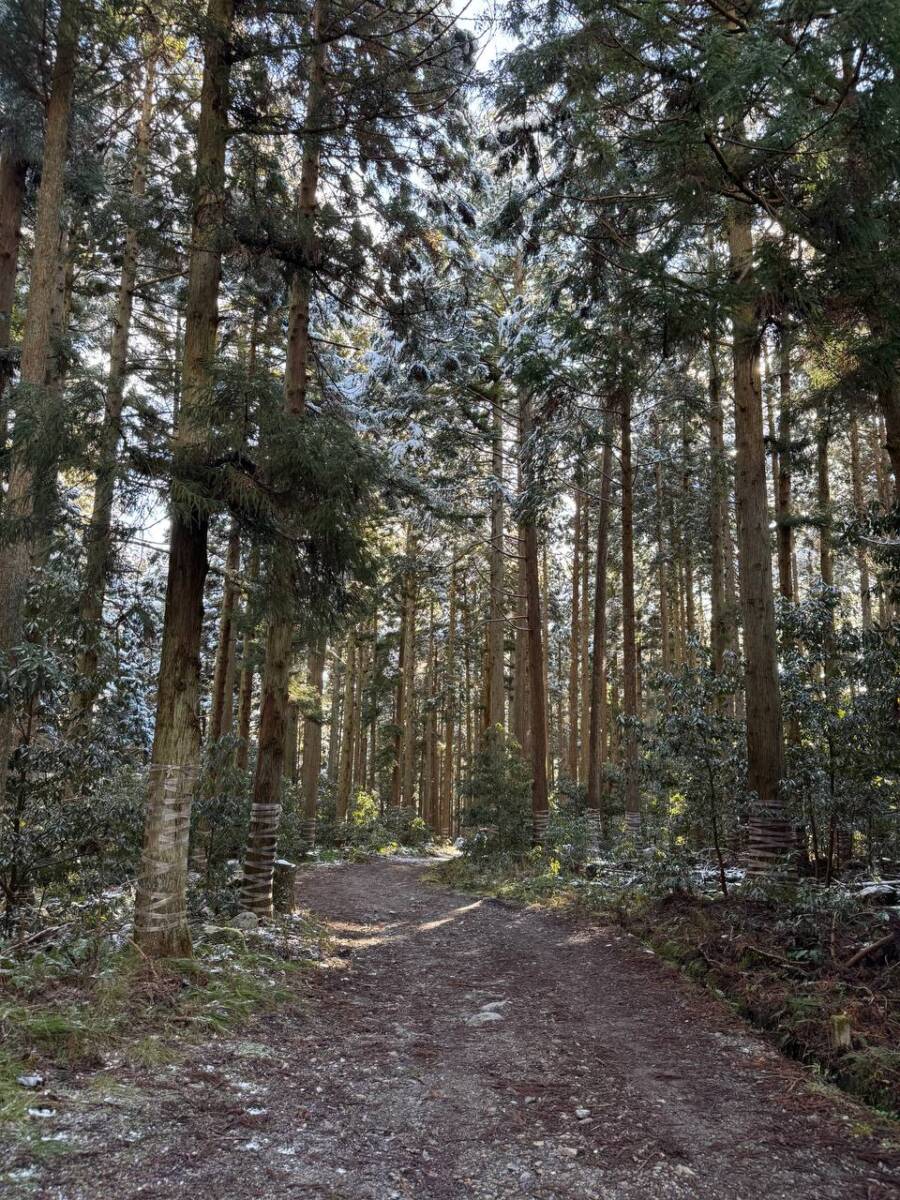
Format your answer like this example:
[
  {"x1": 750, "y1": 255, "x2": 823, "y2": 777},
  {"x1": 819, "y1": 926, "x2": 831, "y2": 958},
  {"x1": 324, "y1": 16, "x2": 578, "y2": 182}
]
[{"x1": 842, "y1": 929, "x2": 899, "y2": 971}]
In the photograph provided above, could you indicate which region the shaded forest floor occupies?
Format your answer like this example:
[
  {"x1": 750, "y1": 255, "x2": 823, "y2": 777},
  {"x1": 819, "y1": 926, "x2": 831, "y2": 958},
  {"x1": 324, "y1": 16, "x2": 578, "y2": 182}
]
[{"x1": 3, "y1": 859, "x2": 900, "y2": 1199}]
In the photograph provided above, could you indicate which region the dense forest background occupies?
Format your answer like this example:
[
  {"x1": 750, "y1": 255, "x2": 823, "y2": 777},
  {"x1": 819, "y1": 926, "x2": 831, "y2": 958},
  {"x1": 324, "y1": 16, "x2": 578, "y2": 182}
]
[{"x1": 0, "y1": 0, "x2": 898, "y2": 1081}]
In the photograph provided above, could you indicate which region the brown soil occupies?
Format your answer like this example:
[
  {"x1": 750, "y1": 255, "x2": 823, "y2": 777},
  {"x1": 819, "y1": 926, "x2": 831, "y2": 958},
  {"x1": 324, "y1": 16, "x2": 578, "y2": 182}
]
[{"x1": 6, "y1": 859, "x2": 900, "y2": 1199}]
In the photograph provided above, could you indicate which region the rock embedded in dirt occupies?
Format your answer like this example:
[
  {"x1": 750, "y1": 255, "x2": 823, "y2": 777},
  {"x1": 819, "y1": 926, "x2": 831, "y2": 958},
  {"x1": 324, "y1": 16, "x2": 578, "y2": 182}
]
[{"x1": 232, "y1": 911, "x2": 259, "y2": 931}]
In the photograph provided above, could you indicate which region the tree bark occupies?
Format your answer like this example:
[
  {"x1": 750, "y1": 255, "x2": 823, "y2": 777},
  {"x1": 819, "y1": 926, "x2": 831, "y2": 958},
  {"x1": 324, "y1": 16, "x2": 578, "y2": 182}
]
[
  {"x1": 134, "y1": 0, "x2": 234, "y2": 954},
  {"x1": 440, "y1": 567, "x2": 457, "y2": 839},
  {"x1": 849, "y1": 417, "x2": 872, "y2": 628},
  {"x1": 567, "y1": 482, "x2": 581, "y2": 780},
  {"x1": 336, "y1": 629, "x2": 357, "y2": 822},
  {"x1": 0, "y1": 0, "x2": 80, "y2": 813},
  {"x1": 621, "y1": 392, "x2": 641, "y2": 838},
  {"x1": 708, "y1": 334, "x2": 729, "y2": 681},
  {"x1": 235, "y1": 544, "x2": 259, "y2": 770},
  {"x1": 486, "y1": 390, "x2": 505, "y2": 733},
  {"x1": 0, "y1": 147, "x2": 26, "y2": 444},
  {"x1": 520, "y1": 394, "x2": 549, "y2": 846},
  {"x1": 71, "y1": 49, "x2": 158, "y2": 724},
  {"x1": 776, "y1": 326, "x2": 794, "y2": 601},
  {"x1": 241, "y1": 0, "x2": 328, "y2": 914},
  {"x1": 586, "y1": 413, "x2": 614, "y2": 845},
  {"x1": 726, "y1": 203, "x2": 791, "y2": 876},
  {"x1": 209, "y1": 521, "x2": 240, "y2": 742},
  {"x1": 300, "y1": 642, "x2": 325, "y2": 847}
]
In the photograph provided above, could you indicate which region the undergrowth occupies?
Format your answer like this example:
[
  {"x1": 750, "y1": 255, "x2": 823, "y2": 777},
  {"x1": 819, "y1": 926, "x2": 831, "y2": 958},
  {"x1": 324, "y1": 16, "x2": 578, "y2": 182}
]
[
  {"x1": 431, "y1": 856, "x2": 900, "y2": 1117},
  {"x1": 0, "y1": 914, "x2": 327, "y2": 1125}
]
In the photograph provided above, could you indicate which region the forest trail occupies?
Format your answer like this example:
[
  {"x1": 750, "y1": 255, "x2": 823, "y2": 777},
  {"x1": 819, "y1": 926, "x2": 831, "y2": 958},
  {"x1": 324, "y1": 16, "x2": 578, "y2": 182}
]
[{"x1": 12, "y1": 860, "x2": 900, "y2": 1200}]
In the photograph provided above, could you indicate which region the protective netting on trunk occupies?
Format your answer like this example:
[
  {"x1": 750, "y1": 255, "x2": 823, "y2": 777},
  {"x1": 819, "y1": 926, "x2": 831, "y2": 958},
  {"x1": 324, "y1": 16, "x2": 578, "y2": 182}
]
[
  {"x1": 242, "y1": 800, "x2": 282, "y2": 913},
  {"x1": 136, "y1": 762, "x2": 195, "y2": 936}
]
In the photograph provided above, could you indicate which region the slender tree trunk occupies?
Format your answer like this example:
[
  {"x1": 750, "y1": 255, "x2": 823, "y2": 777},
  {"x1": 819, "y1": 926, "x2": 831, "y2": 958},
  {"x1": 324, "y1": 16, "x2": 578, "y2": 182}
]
[
  {"x1": 726, "y1": 203, "x2": 791, "y2": 876},
  {"x1": 71, "y1": 50, "x2": 159, "y2": 724},
  {"x1": 776, "y1": 326, "x2": 794, "y2": 601},
  {"x1": 134, "y1": 0, "x2": 234, "y2": 954},
  {"x1": 284, "y1": 700, "x2": 299, "y2": 783},
  {"x1": 708, "y1": 334, "x2": 729, "y2": 682},
  {"x1": 519, "y1": 394, "x2": 549, "y2": 845},
  {"x1": 817, "y1": 412, "x2": 833, "y2": 589},
  {"x1": 567, "y1": 483, "x2": 581, "y2": 779},
  {"x1": 652, "y1": 419, "x2": 671, "y2": 672},
  {"x1": 336, "y1": 630, "x2": 358, "y2": 822},
  {"x1": 392, "y1": 525, "x2": 417, "y2": 806},
  {"x1": 849, "y1": 417, "x2": 872, "y2": 628},
  {"x1": 486, "y1": 391, "x2": 505, "y2": 733},
  {"x1": 0, "y1": 148, "x2": 26, "y2": 449},
  {"x1": 0, "y1": 0, "x2": 80, "y2": 813},
  {"x1": 440, "y1": 567, "x2": 457, "y2": 839},
  {"x1": 241, "y1": 0, "x2": 328, "y2": 914},
  {"x1": 209, "y1": 522, "x2": 240, "y2": 742},
  {"x1": 235, "y1": 544, "x2": 259, "y2": 770},
  {"x1": 327, "y1": 651, "x2": 342, "y2": 783},
  {"x1": 621, "y1": 392, "x2": 641, "y2": 838},
  {"x1": 586, "y1": 413, "x2": 614, "y2": 846},
  {"x1": 681, "y1": 413, "x2": 696, "y2": 659},
  {"x1": 578, "y1": 495, "x2": 591, "y2": 783}
]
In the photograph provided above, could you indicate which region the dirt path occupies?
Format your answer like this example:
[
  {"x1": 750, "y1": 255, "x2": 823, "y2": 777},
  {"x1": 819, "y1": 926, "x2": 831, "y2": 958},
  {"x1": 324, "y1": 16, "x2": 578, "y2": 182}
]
[{"x1": 8, "y1": 860, "x2": 900, "y2": 1199}]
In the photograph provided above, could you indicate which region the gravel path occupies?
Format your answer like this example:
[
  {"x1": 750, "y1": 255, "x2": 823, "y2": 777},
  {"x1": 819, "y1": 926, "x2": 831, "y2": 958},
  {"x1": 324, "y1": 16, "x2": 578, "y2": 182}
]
[{"x1": 7, "y1": 859, "x2": 900, "y2": 1198}]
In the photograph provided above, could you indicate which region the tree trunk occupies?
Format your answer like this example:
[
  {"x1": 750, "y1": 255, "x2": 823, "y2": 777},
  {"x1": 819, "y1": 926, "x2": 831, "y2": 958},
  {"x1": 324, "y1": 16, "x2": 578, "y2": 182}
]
[
  {"x1": 653, "y1": 418, "x2": 671, "y2": 672},
  {"x1": 578, "y1": 495, "x2": 591, "y2": 783},
  {"x1": 0, "y1": 148, "x2": 26, "y2": 445},
  {"x1": 567, "y1": 482, "x2": 581, "y2": 780},
  {"x1": 336, "y1": 630, "x2": 358, "y2": 822},
  {"x1": 209, "y1": 522, "x2": 240, "y2": 742},
  {"x1": 708, "y1": 333, "x2": 730, "y2": 682},
  {"x1": 440, "y1": 567, "x2": 457, "y2": 839},
  {"x1": 0, "y1": 0, "x2": 80, "y2": 813},
  {"x1": 71, "y1": 49, "x2": 159, "y2": 724},
  {"x1": 235, "y1": 544, "x2": 259, "y2": 770},
  {"x1": 134, "y1": 0, "x2": 234, "y2": 955},
  {"x1": 621, "y1": 392, "x2": 641, "y2": 838},
  {"x1": 300, "y1": 642, "x2": 325, "y2": 847},
  {"x1": 817, "y1": 412, "x2": 833, "y2": 588},
  {"x1": 520, "y1": 395, "x2": 549, "y2": 846},
  {"x1": 241, "y1": 0, "x2": 328, "y2": 914},
  {"x1": 726, "y1": 203, "x2": 791, "y2": 876},
  {"x1": 391, "y1": 525, "x2": 417, "y2": 806},
  {"x1": 776, "y1": 326, "x2": 794, "y2": 601},
  {"x1": 486, "y1": 390, "x2": 505, "y2": 733},
  {"x1": 849, "y1": 417, "x2": 872, "y2": 629},
  {"x1": 586, "y1": 413, "x2": 614, "y2": 847}
]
